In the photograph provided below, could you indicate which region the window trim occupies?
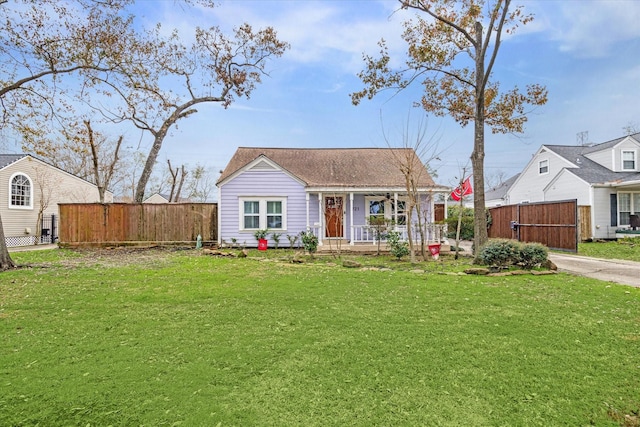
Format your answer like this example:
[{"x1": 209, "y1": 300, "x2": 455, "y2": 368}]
[
  {"x1": 538, "y1": 159, "x2": 549, "y2": 175},
  {"x1": 621, "y1": 150, "x2": 636, "y2": 171},
  {"x1": 238, "y1": 197, "x2": 287, "y2": 231},
  {"x1": 618, "y1": 192, "x2": 640, "y2": 227},
  {"x1": 9, "y1": 172, "x2": 33, "y2": 210},
  {"x1": 365, "y1": 196, "x2": 409, "y2": 225}
]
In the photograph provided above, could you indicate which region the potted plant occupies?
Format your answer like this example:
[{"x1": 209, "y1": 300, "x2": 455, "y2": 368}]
[{"x1": 253, "y1": 229, "x2": 269, "y2": 251}]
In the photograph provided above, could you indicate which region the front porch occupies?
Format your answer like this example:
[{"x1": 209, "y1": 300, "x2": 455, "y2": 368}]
[{"x1": 304, "y1": 189, "x2": 450, "y2": 249}]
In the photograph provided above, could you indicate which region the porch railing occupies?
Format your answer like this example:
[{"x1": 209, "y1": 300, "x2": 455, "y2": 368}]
[{"x1": 311, "y1": 224, "x2": 448, "y2": 245}]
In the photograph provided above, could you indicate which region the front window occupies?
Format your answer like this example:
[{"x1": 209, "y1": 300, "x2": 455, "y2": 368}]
[
  {"x1": 622, "y1": 151, "x2": 636, "y2": 170},
  {"x1": 393, "y1": 200, "x2": 407, "y2": 225},
  {"x1": 10, "y1": 173, "x2": 32, "y2": 208},
  {"x1": 266, "y1": 201, "x2": 282, "y2": 228},
  {"x1": 368, "y1": 199, "x2": 385, "y2": 224},
  {"x1": 239, "y1": 198, "x2": 286, "y2": 230},
  {"x1": 539, "y1": 159, "x2": 549, "y2": 175},
  {"x1": 243, "y1": 201, "x2": 260, "y2": 229},
  {"x1": 620, "y1": 192, "x2": 640, "y2": 226}
]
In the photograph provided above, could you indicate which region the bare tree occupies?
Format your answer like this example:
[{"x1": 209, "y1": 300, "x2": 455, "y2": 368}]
[
  {"x1": 94, "y1": 23, "x2": 289, "y2": 202},
  {"x1": 32, "y1": 166, "x2": 61, "y2": 245},
  {"x1": 85, "y1": 120, "x2": 122, "y2": 203},
  {"x1": 385, "y1": 115, "x2": 442, "y2": 262},
  {"x1": 352, "y1": 0, "x2": 547, "y2": 257},
  {"x1": 0, "y1": 0, "x2": 144, "y2": 269}
]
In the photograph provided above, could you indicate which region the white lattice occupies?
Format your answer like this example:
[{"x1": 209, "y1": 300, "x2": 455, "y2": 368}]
[{"x1": 5, "y1": 235, "x2": 36, "y2": 248}]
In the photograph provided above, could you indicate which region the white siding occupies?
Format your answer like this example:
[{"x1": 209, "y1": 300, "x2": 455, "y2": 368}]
[
  {"x1": 592, "y1": 187, "x2": 618, "y2": 239},
  {"x1": 0, "y1": 156, "x2": 108, "y2": 242},
  {"x1": 584, "y1": 148, "x2": 613, "y2": 170},
  {"x1": 507, "y1": 150, "x2": 575, "y2": 204},
  {"x1": 544, "y1": 171, "x2": 590, "y2": 204}
]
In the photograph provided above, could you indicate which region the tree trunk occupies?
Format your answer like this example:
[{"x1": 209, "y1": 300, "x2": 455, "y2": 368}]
[
  {"x1": 0, "y1": 214, "x2": 16, "y2": 270},
  {"x1": 472, "y1": 21, "x2": 489, "y2": 260}
]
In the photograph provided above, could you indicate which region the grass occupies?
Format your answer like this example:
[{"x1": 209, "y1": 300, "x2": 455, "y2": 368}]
[
  {"x1": 1, "y1": 248, "x2": 639, "y2": 426},
  {"x1": 578, "y1": 238, "x2": 640, "y2": 261}
]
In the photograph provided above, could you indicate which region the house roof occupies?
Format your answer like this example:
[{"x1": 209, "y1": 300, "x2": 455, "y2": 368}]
[
  {"x1": 0, "y1": 154, "x2": 27, "y2": 169},
  {"x1": 218, "y1": 147, "x2": 444, "y2": 189},
  {"x1": 544, "y1": 134, "x2": 640, "y2": 185},
  {"x1": 485, "y1": 173, "x2": 519, "y2": 201}
]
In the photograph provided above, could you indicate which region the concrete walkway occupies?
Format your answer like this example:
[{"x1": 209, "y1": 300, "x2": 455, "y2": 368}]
[
  {"x1": 8, "y1": 244, "x2": 58, "y2": 253},
  {"x1": 548, "y1": 253, "x2": 640, "y2": 288}
]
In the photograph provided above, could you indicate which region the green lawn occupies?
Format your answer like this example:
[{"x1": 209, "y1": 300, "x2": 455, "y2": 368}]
[
  {"x1": 1, "y1": 248, "x2": 639, "y2": 426},
  {"x1": 578, "y1": 238, "x2": 640, "y2": 261}
]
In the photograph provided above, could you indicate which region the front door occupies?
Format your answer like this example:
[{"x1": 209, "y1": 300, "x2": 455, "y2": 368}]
[{"x1": 324, "y1": 196, "x2": 344, "y2": 238}]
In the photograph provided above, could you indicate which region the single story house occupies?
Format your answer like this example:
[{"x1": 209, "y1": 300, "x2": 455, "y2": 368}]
[
  {"x1": 485, "y1": 173, "x2": 519, "y2": 207},
  {"x1": 0, "y1": 154, "x2": 113, "y2": 247},
  {"x1": 216, "y1": 147, "x2": 451, "y2": 248},
  {"x1": 506, "y1": 132, "x2": 640, "y2": 240}
]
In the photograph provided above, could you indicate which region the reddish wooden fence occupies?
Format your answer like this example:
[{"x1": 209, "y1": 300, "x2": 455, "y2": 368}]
[
  {"x1": 488, "y1": 200, "x2": 578, "y2": 252},
  {"x1": 58, "y1": 203, "x2": 217, "y2": 246}
]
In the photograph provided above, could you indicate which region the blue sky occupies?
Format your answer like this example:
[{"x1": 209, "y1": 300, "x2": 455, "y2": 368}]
[
  {"x1": 146, "y1": 0, "x2": 640, "y2": 190},
  {"x1": 13, "y1": 0, "x2": 640, "y2": 192}
]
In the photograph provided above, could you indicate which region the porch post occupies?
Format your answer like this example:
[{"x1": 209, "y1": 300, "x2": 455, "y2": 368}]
[
  {"x1": 350, "y1": 192, "x2": 354, "y2": 245},
  {"x1": 306, "y1": 193, "x2": 310, "y2": 230},
  {"x1": 393, "y1": 192, "x2": 398, "y2": 231},
  {"x1": 318, "y1": 192, "x2": 323, "y2": 246}
]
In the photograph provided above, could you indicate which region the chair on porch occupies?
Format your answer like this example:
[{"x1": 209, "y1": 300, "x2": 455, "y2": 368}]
[{"x1": 630, "y1": 214, "x2": 640, "y2": 230}]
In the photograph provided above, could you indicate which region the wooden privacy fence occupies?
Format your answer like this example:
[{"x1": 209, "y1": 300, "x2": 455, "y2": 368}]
[
  {"x1": 59, "y1": 203, "x2": 217, "y2": 247},
  {"x1": 488, "y1": 200, "x2": 578, "y2": 252}
]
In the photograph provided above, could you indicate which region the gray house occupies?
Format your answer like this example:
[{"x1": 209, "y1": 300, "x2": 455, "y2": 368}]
[
  {"x1": 506, "y1": 133, "x2": 640, "y2": 240},
  {"x1": 216, "y1": 147, "x2": 450, "y2": 248}
]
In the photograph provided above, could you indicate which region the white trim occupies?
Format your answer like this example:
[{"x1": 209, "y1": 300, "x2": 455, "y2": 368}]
[
  {"x1": 238, "y1": 196, "x2": 287, "y2": 231},
  {"x1": 621, "y1": 150, "x2": 636, "y2": 171},
  {"x1": 538, "y1": 159, "x2": 549, "y2": 175},
  {"x1": 305, "y1": 186, "x2": 450, "y2": 193},
  {"x1": 8, "y1": 172, "x2": 33, "y2": 210},
  {"x1": 217, "y1": 155, "x2": 307, "y2": 187}
]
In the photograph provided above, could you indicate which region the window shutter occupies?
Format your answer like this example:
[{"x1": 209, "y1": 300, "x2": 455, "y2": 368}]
[{"x1": 610, "y1": 194, "x2": 617, "y2": 226}]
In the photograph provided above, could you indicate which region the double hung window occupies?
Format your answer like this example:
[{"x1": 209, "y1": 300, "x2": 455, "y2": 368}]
[
  {"x1": 622, "y1": 151, "x2": 636, "y2": 171},
  {"x1": 538, "y1": 159, "x2": 549, "y2": 175},
  {"x1": 240, "y1": 198, "x2": 286, "y2": 230},
  {"x1": 618, "y1": 193, "x2": 640, "y2": 226}
]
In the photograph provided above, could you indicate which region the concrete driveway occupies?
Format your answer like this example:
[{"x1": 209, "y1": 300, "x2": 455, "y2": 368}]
[{"x1": 548, "y1": 253, "x2": 640, "y2": 288}]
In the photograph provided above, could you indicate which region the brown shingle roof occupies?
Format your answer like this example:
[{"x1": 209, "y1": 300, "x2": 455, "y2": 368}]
[{"x1": 218, "y1": 147, "x2": 438, "y2": 188}]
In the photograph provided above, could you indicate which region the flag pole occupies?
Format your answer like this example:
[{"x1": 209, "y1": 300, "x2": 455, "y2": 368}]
[{"x1": 454, "y1": 175, "x2": 465, "y2": 260}]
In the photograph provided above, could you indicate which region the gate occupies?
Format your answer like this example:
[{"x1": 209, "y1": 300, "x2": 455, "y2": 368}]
[
  {"x1": 488, "y1": 200, "x2": 578, "y2": 252},
  {"x1": 40, "y1": 214, "x2": 58, "y2": 244}
]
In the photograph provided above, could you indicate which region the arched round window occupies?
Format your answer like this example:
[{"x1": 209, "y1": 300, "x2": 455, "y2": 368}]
[{"x1": 10, "y1": 173, "x2": 32, "y2": 208}]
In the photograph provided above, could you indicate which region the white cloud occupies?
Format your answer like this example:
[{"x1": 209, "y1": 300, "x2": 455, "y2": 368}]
[{"x1": 532, "y1": 0, "x2": 640, "y2": 58}]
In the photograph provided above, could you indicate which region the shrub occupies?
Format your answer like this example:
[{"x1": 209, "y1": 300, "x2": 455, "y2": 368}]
[
  {"x1": 517, "y1": 242, "x2": 548, "y2": 269},
  {"x1": 386, "y1": 231, "x2": 409, "y2": 260},
  {"x1": 479, "y1": 239, "x2": 520, "y2": 268},
  {"x1": 300, "y1": 231, "x2": 318, "y2": 254},
  {"x1": 445, "y1": 205, "x2": 475, "y2": 240}
]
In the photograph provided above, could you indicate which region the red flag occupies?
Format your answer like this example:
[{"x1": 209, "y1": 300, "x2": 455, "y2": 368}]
[{"x1": 451, "y1": 176, "x2": 473, "y2": 201}]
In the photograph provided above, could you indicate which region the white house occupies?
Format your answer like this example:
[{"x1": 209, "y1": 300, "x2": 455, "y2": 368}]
[
  {"x1": 506, "y1": 133, "x2": 640, "y2": 239},
  {"x1": 0, "y1": 154, "x2": 113, "y2": 247}
]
